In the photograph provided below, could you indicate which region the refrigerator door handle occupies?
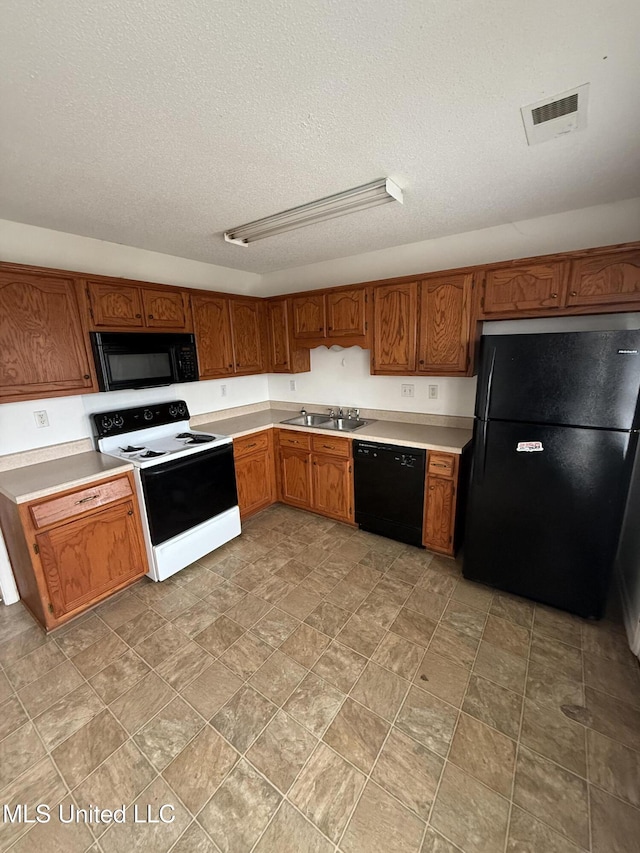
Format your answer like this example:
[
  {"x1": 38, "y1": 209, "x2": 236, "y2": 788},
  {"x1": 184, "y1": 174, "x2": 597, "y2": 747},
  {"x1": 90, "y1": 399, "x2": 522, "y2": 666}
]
[
  {"x1": 481, "y1": 345, "x2": 497, "y2": 421},
  {"x1": 473, "y1": 419, "x2": 488, "y2": 486}
]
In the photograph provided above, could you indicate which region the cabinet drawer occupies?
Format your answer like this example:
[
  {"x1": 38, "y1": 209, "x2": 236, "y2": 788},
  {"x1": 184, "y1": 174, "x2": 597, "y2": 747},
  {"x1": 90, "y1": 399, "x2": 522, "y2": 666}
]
[
  {"x1": 311, "y1": 434, "x2": 351, "y2": 458},
  {"x1": 234, "y1": 430, "x2": 270, "y2": 459},
  {"x1": 29, "y1": 476, "x2": 133, "y2": 529},
  {"x1": 427, "y1": 452, "x2": 457, "y2": 478},
  {"x1": 278, "y1": 429, "x2": 311, "y2": 450}
]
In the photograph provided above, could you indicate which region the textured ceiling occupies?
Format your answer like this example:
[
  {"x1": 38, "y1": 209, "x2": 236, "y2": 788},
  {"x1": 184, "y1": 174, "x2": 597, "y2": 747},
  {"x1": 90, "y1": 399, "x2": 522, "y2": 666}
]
[{"x1": 1, "y1": 0, "x2": 639, "y2": 273}]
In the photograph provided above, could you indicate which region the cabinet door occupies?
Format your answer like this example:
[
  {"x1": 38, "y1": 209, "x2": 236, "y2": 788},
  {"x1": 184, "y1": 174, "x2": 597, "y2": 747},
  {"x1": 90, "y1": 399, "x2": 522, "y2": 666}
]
[
  {"x1": 266, "y1": 299, "x2": 292, "y2": 372},
  {"x1": 371, "y1": 282, "x2": 418, "y2": 373},
  {"x1": 230, "y1": 299, "x2": 264, "y2": 374},
  {"x1": 292, "y1": 294, "x2": 326, "y2": 339},
  {"x1": 423, "y1": 476, "x2": 455, "y2": 553},
  {"x1": 87, "y1": 280, "x2": 144, "y2": 327},
  {"x1": 191, "y1": 294, "x2": 234, "y2": 378},
  {"x1": 482, "y1": 263, "x2": 567, "y2": 315},
  {"x1": 279, "y1": 447, "x2": 312, "y2": 508},
  {"x1": 567, "y1": 250, "x2": 640, "y2": 308},
  {"x1": 36, "y1": 500, "x2": 146, "y2": 618},
  {"x1": 326, "y1": 288, "x2": 367, "y2": 338},
  {"x1": 0, "y1": 272, "x2": 95, "y2": 402},
  {"x1": 234, "y1": 448, "x2": 275, "y2": 519},
  {"x1": 418, "y1": 274, "x2": 472, "y2": 374},
  {"x1": 142, "y1": 288, "x2": 189, "y2": 330},
  {"x1": 311, "y1": 454, "x2": 353, "y2": 522}
]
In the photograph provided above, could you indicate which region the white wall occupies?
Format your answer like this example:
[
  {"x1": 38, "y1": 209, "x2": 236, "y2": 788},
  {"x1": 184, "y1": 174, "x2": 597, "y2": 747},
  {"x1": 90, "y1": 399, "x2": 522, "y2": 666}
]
[
  {"x1": 268, "y1": 347, "x2": 477, "y2": 418},
  {"x1": 0, "y1": 219, "x2": 260, "y2": 294},
  {"x1": 260, "y1": 197, "x2": 640, "y2": 295}
]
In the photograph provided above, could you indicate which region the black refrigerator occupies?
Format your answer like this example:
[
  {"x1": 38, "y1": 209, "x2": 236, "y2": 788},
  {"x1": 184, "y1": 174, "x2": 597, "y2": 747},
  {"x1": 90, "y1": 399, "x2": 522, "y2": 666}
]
[{"x1": 463, "y1": 330, "x2": 640, "y2": 619}]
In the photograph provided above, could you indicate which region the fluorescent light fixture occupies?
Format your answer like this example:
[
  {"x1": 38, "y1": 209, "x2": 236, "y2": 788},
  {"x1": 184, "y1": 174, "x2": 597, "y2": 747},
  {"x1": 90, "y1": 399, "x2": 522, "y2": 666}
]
[{"x1": 224, "y1": 178, "x2": 403, "y2": 246}]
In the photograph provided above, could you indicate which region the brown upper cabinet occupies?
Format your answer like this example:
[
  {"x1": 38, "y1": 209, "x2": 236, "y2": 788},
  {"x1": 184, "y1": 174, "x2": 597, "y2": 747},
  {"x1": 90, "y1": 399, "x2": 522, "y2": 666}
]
[
  {"x1": 191, "y1": 294, "x2": 235, "y2": 378},
  {"x1": 0, "y1": 270, "x2": 96, "y2": 403},
  {"x1": 418, "y1": 273, "x2": 474, "y2": 375},
  {"x1": 480, "y1": 262, "x2": 568, "y2": 316},
  {"x1": 326, "y1": 289, "x2": 367, "y2": 338},
  {"x1": 86, "y1": 279, "x2": 191, "y2": 331},
  {"x1": 290, "y1": 287, "x2": 368, "y2": 347},
  {"x1": 567, "y1": 249, "x2": 640, "y2": 308},
  {"x1": 230, "y1": 299, "x2": 265, "y2": 374},
  {"x1": 292, "y1": 293, "x2": 326, "y2": 339},
  {"x1": 265, "y1": 298, "x2": 311, "y2": 374},
  {"x1": 371, "y1": 281, "x2": 418, "y2": 374}
]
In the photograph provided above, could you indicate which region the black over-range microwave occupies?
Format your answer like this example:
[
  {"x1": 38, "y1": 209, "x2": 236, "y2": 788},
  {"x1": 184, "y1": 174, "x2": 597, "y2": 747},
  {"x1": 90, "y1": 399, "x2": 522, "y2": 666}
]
[{"x1": 90, "y1": 332, "x2": 199, "y2": 392}]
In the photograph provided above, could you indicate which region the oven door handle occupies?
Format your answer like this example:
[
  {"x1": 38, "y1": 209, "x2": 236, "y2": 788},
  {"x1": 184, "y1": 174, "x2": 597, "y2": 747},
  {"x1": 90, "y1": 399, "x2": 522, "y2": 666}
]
[{"x1": 140, "y1": 443, "x2": 232, "y2": 478}]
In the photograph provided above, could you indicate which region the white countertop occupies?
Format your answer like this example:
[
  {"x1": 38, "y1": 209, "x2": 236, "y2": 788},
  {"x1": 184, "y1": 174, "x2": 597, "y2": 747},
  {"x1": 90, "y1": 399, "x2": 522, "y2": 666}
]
[
  {"x1": 0, "y1": 453, "x2": 134, "y2": 504},
  {"x1": 197, "y1": 408, "x2": 473, "y2": 454}
]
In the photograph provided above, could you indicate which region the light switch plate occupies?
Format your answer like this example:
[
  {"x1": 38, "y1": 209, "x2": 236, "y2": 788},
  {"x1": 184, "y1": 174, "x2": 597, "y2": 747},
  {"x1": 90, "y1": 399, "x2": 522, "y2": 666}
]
[{"x1": 428, "y1": 385, "x2": 439, "y2": 399}]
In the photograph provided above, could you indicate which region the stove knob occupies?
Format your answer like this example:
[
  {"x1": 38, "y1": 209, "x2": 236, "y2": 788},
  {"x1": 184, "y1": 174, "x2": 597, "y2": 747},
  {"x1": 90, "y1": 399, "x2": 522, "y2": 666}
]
[
  {"x1": 169, "y1": 404, "x2": 178, "y2": 417},
  {"x1": 143, "y1": 409, "x2": 153, "y2": 421},
  {"x1": 100, "y1": 415, "x2": 113, "y2": 431},
  {"x1": 113, "y1": 414, "x2": 124, "y2": 428},
  {"x1": 177, "y1": 402, "x2": 187, "y2": 417}
]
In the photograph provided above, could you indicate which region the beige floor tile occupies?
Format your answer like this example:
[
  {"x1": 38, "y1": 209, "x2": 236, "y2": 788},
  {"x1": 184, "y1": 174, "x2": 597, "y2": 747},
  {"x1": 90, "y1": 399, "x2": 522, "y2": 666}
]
[
  {"x1": 246, "y1": 710, "x2": 316, "y2": 792},
  {"x1": 18, "y1": 659, "x2": 83, "y2": 717},
  {"x1": 280, "y1": 622, "x2": 331, "y2": 668},
  {"x1": 506, "y1": 805, "x2": 585, "y2": 853},
  {"x1": 276, "y1": 558, "x2": 314, "y2": 585},
  {"x1": 584, "y1": 686, "x2": 640, "y2": 752},
  {"x1": 100, "y1": 776, "x2": 190, "y2": 853},
  {"x1": 483, "y1": 614, "x2": 530, "y2": 659},
  {"x1": 405, "y1": 587, "x2": 448, "y2": 622},
  {"x1": 155, "y1": 641, "x2": 215, "y2": 692},
  {"x1": 372, "y1": 727, "x2": 443, "y2": 819},
  {"x1": 351, "y1": 660, "x2": 409, "y2": 721},
  {"x1": 0, "y1": 721, "x2": 46, "y2": 789},
  {"x1": 376, "y1": 574, "x2": 413, "y2": 606},
  {"x1": 421, "y1": 826, "x2": 465, "y2": 852},
  {"x1": 211, "y1": 685, "x2": 277, "y2": 751},
  {"x1": 429, "y1": 624, "x2": 479, "y2": 670},
  {"x1": 590, "y1": 783, "x2": 640, "y2": 853},
  {"x1": 109, "y1": 671, "x2": 174, "y2": 735},
  {"x1": 414, "y1": 649, "x2": 470, "y2": 707},
  {"x1": 254, "y1": 575, "x2": 293, "y2": 603},
  {"x1": 251, "y1": 607, "x2": 300, "y2": 646},
  {"x1": 341, "y1": 780, "x2": 425, "y2": 853},
  {"x1": 336, "y1": 613, "x2": 386, "y2": 657},
  {"x1": 181, "y1": 660, "x2": 242, "y2": 719},
  {"x1": 521, "y1": 697, "x2": 587, "y2": 776},
  {"x1": 359, "y1": 549, "x2": 397, "y2": 571},
  {"x1": 115, "y1": 608, "x2": 166, "y2": 646},
  {"x1": 194, "y1": 615, "x2": 245, "y2": 657},
  {"x1": 431, "y1": 763, "x2": 510, "y2": 853},
  {"x1": 171, "y1": 821, "x2": 219, "y2": 853},
  {"x1": 289, "y1": 743, "x2": 366, "y2": 842},
  {"x1": 305, "y1": 600, "x2": 351, "y2": 637},
  {"x1": 452, "y1": 579, "x2": 494, "y2": 612},
  {"x1": 587, "y1": 729, "x2": 640, "y2": 808},
  {"x1": 198, "y1": 759, "x2": 281, "y2": 853},
  {"x1": 312, "y1": 642, "x2": 367, "y2": 693},
  {"x1": 0, "y1": 624, "x2": 49, "y2": 669},
  {"x1": 513, "y1": 745, "x2": 589, "y2": 848},
  {"x1": 390, "y1": 607, "x2": 437, "y2": 647},
  {"x1": 225, "y1": 593, "x2": 273, "y2": 628},
  {"x1": 533, "y1": 604, "x2": 583, "y2": 648},
  {"x1": 473, "y1": 640, "x2": 527, "y2": 693},
  {"x1": 525, "y1": 660, "x2": 584, "y2": 710},
  {"x1": 326, "y1": 578, "x2": 370, "y2": 611},
  {"x1": 490, "y1": 592, "x2": 535, "y2": 629},
  {"x1": 5, "y1": 641, "x2": 65, "y2": 690},
  {"x1": 582, "y1": 621, "x2": 637, "y2": 666},
  {"x1": 323, "y1": 697, "x2": 389, "y2": 773},
  {"x1": 11, "y1": 794, "x2": 94, "y2": 853},
  {"x1": 441, "y1": 600, "x2": 487, "y2": 641},
  {"x1": 0, "y1": 696, "x2": 28, "y2": 741},
  {"x1": 0, "y1": 757, "x2": 66, "y2": 851},
  {"x1": 279, "y1": 586, "x2": 324, "y2": 620},
  {"x1": 206, "y1": 579, "x2": 247, "y2": 613},
  {"x1": 249, "y1": 649, "x2": 307, "y2": 705},
  {"x1": 152, "y1": 587, "x2": 200, "y2": 620},
  {"x1": 72, "y1": 630, "x2": 128, "y2": 678},
  {"x1": 133, "y1": 697, "x2": 203, "y2": 770},
  {"x1": 386, "y1": 559, "x2": 426, "y2": 587},
  {"x1": 417, "y1": 568, "x2": 457, "y2": 598},
  {"x1": 54, "y1": 614, "x2": 110, "y2": 656},
  {"x1": 51, "y1": 708, "x2": 127, "y2": 788},
  {"x1": 171, "y1": 599, "x2": 220, "y2": 638},
  {"x1": 373, "y1": 631, "x2": 424, "y2": 680},
  {"x1": 163, "y1": 725, "x2": 239, "y2": 813},
  {"x1": 396, "y1": 686, "x2": 458, "y2": 757},
  {"x1": 134, "y1": 620, "x2": 190, "y2": 668},
  {"x1": 74, "y1": 741, "x2": 155, "y2": 816},
  {"x1": 356, "y1": 589, "x2": 402, "y2": 628},
  {"x1": 254, "y1": 800, "x2": 333, "y2": 853},
  {"x1": 530, "y1": 634, "x2": 583, "y2": 681},
  {"x1": 584, "y1": 653, "x2": 640, "y2": 707},
  {"x1": 0, "y1": 669, "x2": 12, "y2": 703},
  {"x1": 449, "y1": 712, "x2": 516, "y2": 797},
  {"x1": 219, "y1": 631, "x2": 275, "y2": 679},
  {"x1": 463, "y1": 675, "x2": 522, "y2": 740},
  {"x1": 283, "y1": 672, "x2": 346, "y2": 737},
  {"x1": 89, "y1": 648, "x2": 151, "y2": 704},
  {"x1": 34, "y1": 682, "x2": 105, "y2": 750}
]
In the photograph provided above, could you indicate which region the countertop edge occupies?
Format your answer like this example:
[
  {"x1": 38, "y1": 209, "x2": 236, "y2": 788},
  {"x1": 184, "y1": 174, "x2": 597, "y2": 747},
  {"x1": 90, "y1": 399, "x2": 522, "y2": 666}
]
[{"x1": 0, "y1": 461, "x2": 135, "y2": 505}]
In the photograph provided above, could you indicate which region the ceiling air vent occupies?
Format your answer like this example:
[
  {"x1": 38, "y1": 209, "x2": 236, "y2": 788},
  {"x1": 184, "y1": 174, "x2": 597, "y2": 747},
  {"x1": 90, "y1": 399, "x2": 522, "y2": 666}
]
[{"x1": 521, "y1": 84, "x2": 589, "y2": 145}]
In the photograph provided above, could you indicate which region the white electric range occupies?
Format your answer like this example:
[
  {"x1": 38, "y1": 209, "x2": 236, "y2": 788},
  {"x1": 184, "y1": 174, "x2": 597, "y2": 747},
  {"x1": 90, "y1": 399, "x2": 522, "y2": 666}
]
[{"x1": 93, "y1": 401, "x2": 241, "y2": 581}]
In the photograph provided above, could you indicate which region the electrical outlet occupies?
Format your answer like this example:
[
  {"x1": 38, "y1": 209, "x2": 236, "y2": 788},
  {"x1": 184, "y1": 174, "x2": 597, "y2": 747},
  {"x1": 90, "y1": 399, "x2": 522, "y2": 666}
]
[
  {"x1": 220, "y1": 384, "x2": 227, "y2": 398},
  {"x1": 289, "y1": 380, "x2": 297, "y2": 391},
  {"x1": 428, "y1": 384, "x2": 439, "y2": 399},
  {"x1": 34, "y1": 410, "x2": 49, "y2": 428},
  {"x1": 401, "y1": 384, "x2": 415, "y2": 398}
]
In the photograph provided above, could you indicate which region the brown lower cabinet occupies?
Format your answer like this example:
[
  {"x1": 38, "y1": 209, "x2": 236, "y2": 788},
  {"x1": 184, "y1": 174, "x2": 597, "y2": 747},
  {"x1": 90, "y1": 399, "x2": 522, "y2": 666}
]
[
  {"x1": 233, "y1": 430, "x2": 276, "y2": 520},
  {"x1": 423, "y1": 451, "x2": 461, "y2": 555},
  {"x1": 0, "y1": 471, "x2": 148, "y2": 631}
]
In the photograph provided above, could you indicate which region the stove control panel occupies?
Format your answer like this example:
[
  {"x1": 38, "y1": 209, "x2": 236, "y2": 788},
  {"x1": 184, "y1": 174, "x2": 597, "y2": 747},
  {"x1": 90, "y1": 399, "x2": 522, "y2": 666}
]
[{"x1": 93, "y1": 400, "x2": 191, "y2": 437}]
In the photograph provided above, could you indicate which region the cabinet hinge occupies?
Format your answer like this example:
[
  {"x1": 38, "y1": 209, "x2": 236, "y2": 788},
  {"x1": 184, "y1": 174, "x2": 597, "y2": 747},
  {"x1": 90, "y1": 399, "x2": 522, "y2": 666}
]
[
  {"x1": 33, "y1": 543, "x2": 39, "y2": 555},
  {"x1": 47, "y1": 602, "x2": 54, "y2": 614}
]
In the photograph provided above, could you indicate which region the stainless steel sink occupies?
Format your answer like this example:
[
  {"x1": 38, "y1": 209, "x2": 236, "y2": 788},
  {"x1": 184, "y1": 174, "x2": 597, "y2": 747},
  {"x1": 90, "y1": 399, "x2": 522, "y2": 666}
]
[
  {"x1": 281, "y1": 413, "x2": 332, "y2": 427},
  {"x1": 280, "y1": 413, "x2": 373, "y2": 432}
]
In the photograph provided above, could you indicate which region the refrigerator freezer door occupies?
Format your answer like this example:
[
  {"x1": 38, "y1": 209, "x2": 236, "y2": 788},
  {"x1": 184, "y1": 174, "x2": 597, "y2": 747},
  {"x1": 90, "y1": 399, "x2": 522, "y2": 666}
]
[
  {"x1": 463, "y1": 420, "x2": 636, "y2": 618},
  {"x1": 476, "y1": 331, "x2": 640, "y2": 430}
]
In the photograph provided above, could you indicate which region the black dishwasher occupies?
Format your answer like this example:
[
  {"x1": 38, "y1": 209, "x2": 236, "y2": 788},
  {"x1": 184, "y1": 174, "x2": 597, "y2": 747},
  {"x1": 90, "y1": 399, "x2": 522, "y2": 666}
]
[{"x1": 353, "y1": 441, "x2": 426, "y2": 547}]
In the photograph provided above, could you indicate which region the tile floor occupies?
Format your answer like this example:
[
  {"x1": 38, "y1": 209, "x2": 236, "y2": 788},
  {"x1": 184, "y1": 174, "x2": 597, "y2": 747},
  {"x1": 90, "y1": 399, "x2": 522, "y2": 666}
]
[{"x1": 1, "y1": 503, "x2": 639, "y2": 852}]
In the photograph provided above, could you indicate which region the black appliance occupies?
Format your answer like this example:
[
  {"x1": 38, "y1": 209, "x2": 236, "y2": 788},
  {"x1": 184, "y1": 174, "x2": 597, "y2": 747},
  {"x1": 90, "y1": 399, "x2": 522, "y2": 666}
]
[
  {"x1": 463, "y1": 330, "x2": 640, "y2": 619},
  {"x1": 90, "y1": 331, "x2": 198, "y2": 392},
  {"x1": 354, "y1": 441, "x2": 426, "y2": 547}
]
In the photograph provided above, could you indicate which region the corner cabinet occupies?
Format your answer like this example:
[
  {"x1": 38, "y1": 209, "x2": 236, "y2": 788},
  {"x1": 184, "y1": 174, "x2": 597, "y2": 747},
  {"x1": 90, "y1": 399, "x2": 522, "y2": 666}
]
[
  {"x1": 371, "y1": 282, "x2": 418, "y2": 374},
  {"x1": 265, "y1": 299, "x2": 311, "y2": 373},
  {"x1": 0, "y1": 472, "x2": 148, "y2": 631},
  {"x1": 0, "y1": 270, "x2": 96, "y2": 403},
  {"x1": 233, "y1": 430, "x2": 276, "y2": 519}
]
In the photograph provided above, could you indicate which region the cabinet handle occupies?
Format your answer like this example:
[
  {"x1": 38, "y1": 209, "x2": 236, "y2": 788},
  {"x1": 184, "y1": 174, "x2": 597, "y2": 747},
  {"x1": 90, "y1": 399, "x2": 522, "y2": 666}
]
[
  {"x1": 328, "y1": 326, "x2": 333, "y2": 331},
  {"x1": 322, "y1": 444, "x2": 334, "y2": 449},
  {"x1": 75, "y1": 494, "x2": 99, "y2": 505},
  {"x1": 127, "y1": 509, "x2": 133, "y2": 516},
  {"x1": 570, "y1": 290, "x2": 577, "y2": 296},
  {"x1": 246, "y1": 443, "x2": 257, "y2": 449},
  {"x1": 236, "y1": 362, "x2": 240, "y2": 367},
  {"x1": 432, "y1": 463, "x2": 449, "y2": 468},
  {"x1": 228, "y1": 363, "x2": 233, "y2": 368},
  {"x1": 429, "y1": 486, "x2": 435, "y2": 491},
  {"x1": 419, "y1": 360, "x2": 424, "y2": 365},
  {"x1": 148, "y1": 314, "x2": 154, "y2": 319},
  {"x1": 83, "y1": 374, "x2": 91, "y2": 380},
  {"x1": 550, "y1": 293, "x2": 558, "y2": 299},
  {"x1": 135, "y1": 313, "x2": 142, "y2": 318}
]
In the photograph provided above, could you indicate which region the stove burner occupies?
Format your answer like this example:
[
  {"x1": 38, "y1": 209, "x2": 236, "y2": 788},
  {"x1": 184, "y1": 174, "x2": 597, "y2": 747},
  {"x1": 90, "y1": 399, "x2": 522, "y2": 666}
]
[
  {"x1": 120, "y1": 445, "x2": 144, "y2": 453},
  {"x1": 176, "y1": 432, "x2": 215, "y2": 444},
  {"x1": 138, "y1": 450, "x2": 167, "y2": 458}
]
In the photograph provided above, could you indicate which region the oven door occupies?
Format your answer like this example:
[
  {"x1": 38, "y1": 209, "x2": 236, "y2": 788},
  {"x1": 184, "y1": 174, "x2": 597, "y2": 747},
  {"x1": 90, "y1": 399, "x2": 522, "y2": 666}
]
[{"x1": 140, "y1": 444, "x2": 238, "y2": 545}]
